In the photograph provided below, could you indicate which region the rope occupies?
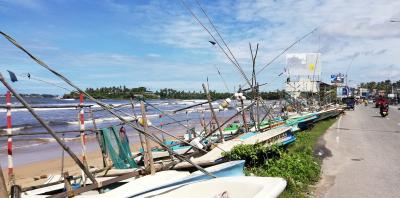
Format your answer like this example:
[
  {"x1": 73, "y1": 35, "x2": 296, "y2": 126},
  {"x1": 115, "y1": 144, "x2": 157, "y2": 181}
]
[
  {"x1": 256, "y1": 28, "x2": 318, "y2": 76},
  {"x1": 16, "y1": 73, "x2": 74, "y2": 93},
  {"x1": 178, "y1": 0, "x2": 252, "y2": 87},
  {"x1": 194, "y1": 0, "x2": 242, "y2": 71}
]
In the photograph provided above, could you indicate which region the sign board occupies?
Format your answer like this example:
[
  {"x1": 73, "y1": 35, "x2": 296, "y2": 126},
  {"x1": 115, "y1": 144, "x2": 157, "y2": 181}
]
[
  {"x1": 286, "y1": 53, "x2": 321, "y2": 79},
  {"x1": 285, "y1": 78, "x2": 320, "y2": 93},
  {"x1": 337, "y1": 86, "x2": 350, "y2": 98},
  {"x1": 331, "y1": 73, "x2": 345, "y2": 84}
]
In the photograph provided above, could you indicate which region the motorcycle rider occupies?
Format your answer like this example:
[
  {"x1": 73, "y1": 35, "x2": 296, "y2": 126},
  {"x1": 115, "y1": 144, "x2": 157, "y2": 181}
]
[{"x1": 379, "y1": 96, "x2": 389, "y2": 117}]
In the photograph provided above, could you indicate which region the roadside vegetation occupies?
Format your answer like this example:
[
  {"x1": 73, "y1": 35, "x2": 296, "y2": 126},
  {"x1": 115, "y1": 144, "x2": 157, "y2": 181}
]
[{"x1": 223, "y1": 118, "x2": 337, "y2": 197}]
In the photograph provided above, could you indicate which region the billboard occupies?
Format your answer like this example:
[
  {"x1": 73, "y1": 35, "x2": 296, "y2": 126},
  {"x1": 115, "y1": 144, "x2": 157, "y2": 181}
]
[
  {"x1": 285, "y1": 78, "x2": 320, "y2": 93},
  {"x1": 337, "y1": 86, "x2": 350, "y2": 98},
  {"x1": 331, "y1": 73, "x2": 345, "y2": 84},
  {"x1": 286, "y1": 53, "x2": 321, "y2": 79}
]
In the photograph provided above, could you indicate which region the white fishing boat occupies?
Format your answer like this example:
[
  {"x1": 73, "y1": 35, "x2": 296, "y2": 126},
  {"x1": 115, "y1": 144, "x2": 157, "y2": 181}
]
[
  {"x1": 144, "y1": 176, "x2": 287, "y2": 198},
  {"x1": 22, "y1": 160, "x2": 246, "y2": 197},
  {"x1": 173, "y1": 126, "x2": 292, "y2": 169}
]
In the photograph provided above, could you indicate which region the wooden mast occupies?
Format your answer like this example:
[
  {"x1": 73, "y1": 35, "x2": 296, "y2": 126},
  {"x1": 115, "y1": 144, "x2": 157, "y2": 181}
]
[
  {"x1": 140, "y1": 101, "x2": 155, "y2": 175},
  {"x1": 202, "y1": 83, "x2": 224, "y2": 143}
]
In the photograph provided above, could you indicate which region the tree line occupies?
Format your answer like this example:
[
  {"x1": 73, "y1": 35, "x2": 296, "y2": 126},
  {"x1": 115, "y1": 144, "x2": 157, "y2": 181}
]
[
  {"x1": 359, "y1": 80, "x2": 400, "y2": 94},
  {"x1": 62, "y1": 86, "x2": 286, "y2": 100}
]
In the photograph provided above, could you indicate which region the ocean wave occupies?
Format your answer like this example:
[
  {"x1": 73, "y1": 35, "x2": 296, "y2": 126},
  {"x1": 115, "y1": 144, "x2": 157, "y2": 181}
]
[
  {"x1": 0, "y1": 106, "x2": 78, "y2": 113},
  {"x1": 0, "y1": 124, "x2": 35, "y2": 132},
  {"x1": 0, "y1": 137, "x2": 78, "y2": 150},
  {"x1": 0, "y1": 103, "x2": 118, "y2": 113},
  {"x1": 66, "y1": 114, "x2": 159, "y2": 125},
  {"x1": 1, "y1": 126, "x2": 24, "y2": 132}
]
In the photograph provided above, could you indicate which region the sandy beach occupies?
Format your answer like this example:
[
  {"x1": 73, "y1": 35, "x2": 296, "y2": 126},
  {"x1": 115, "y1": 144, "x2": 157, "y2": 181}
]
[{"x1": 1, "y1": 142, "x2": 148, "y2": 189}]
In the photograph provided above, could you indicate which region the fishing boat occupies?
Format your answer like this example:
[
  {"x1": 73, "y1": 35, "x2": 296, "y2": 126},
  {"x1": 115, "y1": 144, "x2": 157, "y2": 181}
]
[
  {"x1": 313, "y1": 107, "x2": 340, "y2": 122},
  {"x1": 172, "y1": 126, "x2": 293, "y2": 170},
  {"x1": 249, "y1": 119, "x2": 285, "y2": 132},
  {"x1": 285, "y1": 113, "x2": 317, "y2": 132},
  {"x1": 134, "y1": 140, "x2": 194, "y2": 163},
  {"x1": 222, "y1": 121, "x2": 241, "y2": 135},
  {"x1": 143, "y1": 176, "x2": 287, "y2": 198},
  {"x1": 22, "y1": 160, "x2": 246, "y2": 197}
]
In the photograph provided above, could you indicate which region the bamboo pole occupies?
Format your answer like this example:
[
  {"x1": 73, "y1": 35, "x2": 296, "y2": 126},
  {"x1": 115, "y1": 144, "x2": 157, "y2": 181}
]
[
  {"x1": 60, "y1": 133, "x2": 65, "y2": 180},
  {"x1": 88, "y1": 107, "x2": 107, "y2": 168},
  {"x1": 0, "y1": 31, "x2": 216, "y2": 185},
  {"x1": 149, "y1": 125, "x2": 207, "y2": 153},
  {"x1": 180, "y1": 101, "x2": 256, "y2": 156},
  {"x1": 0, "y1": 163, "x2": 8, "y2": 198},
  {"x1": 256, "y1": 83, "x2": 261, "y2": 131},
  {"x1": 202, "y1": 83, "x2": 224, "y2": 143},
  {"x1": 130, "y1": 98, "x2": 146, "y2": 152},
  {"x1": 201, "y1": 109, "x2": 208, "y2": 136},
  {"x1": 240, "y1": 97, "x2": 249, "y2": 132},
  {"x1": 140, "y1": 101, "x2": 155, "y2": 175},
  {"x1": 0, "y1": 73, "x2": 98, "y2": 185}
]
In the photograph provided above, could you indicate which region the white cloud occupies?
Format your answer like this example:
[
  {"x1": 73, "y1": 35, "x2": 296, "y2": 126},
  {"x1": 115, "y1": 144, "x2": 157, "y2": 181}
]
[
  {"x1": 3, "y1": 0, "x2": 400, "y2": 94},
  {"x1": 64, "y1": 53, "x2": 137, "y2": 68}
]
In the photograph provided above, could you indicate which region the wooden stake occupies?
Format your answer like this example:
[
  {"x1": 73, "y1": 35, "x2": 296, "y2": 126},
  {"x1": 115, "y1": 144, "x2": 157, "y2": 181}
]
[
  {"x1": 0, "y1": 73, "x2": 98, "y2": 185},
  {"x1": 130, "y1": 98, "x2": 146, "y2": 152},
  {"x1": 140, "y1": 101, "x2": 155, "y2": 175},
  {"x1": 256, "y1": 83, "x2": 261, "y2": 131},
  {"x1": 0, "y1": 163, "x2": 8, "y2": 198},
  {"x1": 63, "y1": 172, "x2": 74, "y2": 198},
  {"x1": 240, "y1": 98, "x2": 249, "y2": 132},
  {"x1": 202, "y1": 83, "x2": 224, "y2": 143},
  {"x1": 60, "y1": 133, "x2": 65, "y2": 180}
]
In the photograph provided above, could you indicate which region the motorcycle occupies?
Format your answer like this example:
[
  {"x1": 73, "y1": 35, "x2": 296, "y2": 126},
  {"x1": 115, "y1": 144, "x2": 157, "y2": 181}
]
[{"x1": 380, "y1": 104, "x2": 389, "y2": 117}]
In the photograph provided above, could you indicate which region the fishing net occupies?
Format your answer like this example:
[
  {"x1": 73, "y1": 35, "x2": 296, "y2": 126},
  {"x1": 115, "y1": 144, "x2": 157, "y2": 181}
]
[{"x1": 100, "y1": 126, "x2": 138, "y2": 169}]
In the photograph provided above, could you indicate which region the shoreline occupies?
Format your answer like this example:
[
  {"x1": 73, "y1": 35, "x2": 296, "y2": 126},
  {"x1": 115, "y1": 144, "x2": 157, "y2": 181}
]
[{"x1": 1, "y1": 142, "x2": 148, "y2": 189}]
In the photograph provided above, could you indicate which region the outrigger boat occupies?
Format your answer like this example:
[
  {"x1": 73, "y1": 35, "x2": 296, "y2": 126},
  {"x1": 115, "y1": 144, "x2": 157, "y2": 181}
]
[
  {"x1": 285, "y1": 113, "x2": 317, "y2": 132},
  {"x1": 172, "y1": 126, "x2": 293, "y2": 170},
  {"x1": 138, "y1": 176, "x2": 287, "y2": 198},
  {"x1": 22, "y1": 160, "x2": 287, "y2": 198},
  {"x1": 22, "y1": 160, "x2": 246, "y2": 197}
]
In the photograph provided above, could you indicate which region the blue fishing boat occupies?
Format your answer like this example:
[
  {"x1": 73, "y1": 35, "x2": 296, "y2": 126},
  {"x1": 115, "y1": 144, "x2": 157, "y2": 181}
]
[{"x1": 297, "y1": 114, "x2": 318, "y2": 131}]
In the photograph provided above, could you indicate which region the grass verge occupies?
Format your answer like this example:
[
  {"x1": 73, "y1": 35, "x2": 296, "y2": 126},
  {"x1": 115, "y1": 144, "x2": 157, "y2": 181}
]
[{"x1": 223, "y1": 118, "x2": 337, "y2": 197}]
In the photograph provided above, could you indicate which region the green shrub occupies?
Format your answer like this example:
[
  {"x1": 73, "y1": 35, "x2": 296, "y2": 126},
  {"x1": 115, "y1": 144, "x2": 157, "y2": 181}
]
[
  {"x1": 222, "y1": 144, "x2": 280, "y2": 167},
  {"x1": 223, "y1": 118, "x2": 337, "y2": 197}
]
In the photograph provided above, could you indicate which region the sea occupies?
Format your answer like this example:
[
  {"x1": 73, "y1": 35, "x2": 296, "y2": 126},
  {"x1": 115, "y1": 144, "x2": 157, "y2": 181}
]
[{"x1": 0, "y1": 97, "x2": 269, "y2": 167}]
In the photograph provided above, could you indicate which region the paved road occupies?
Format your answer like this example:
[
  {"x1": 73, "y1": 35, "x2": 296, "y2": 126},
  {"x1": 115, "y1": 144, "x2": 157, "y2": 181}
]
[{"x1": 316, "y1": 104, "x2": 400, "y2": 198}]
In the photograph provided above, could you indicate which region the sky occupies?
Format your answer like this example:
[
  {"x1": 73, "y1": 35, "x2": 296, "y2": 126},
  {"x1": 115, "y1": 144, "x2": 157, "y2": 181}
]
[{"x1": 0, "y1": 0, "x2": 400, "y2": 95}]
